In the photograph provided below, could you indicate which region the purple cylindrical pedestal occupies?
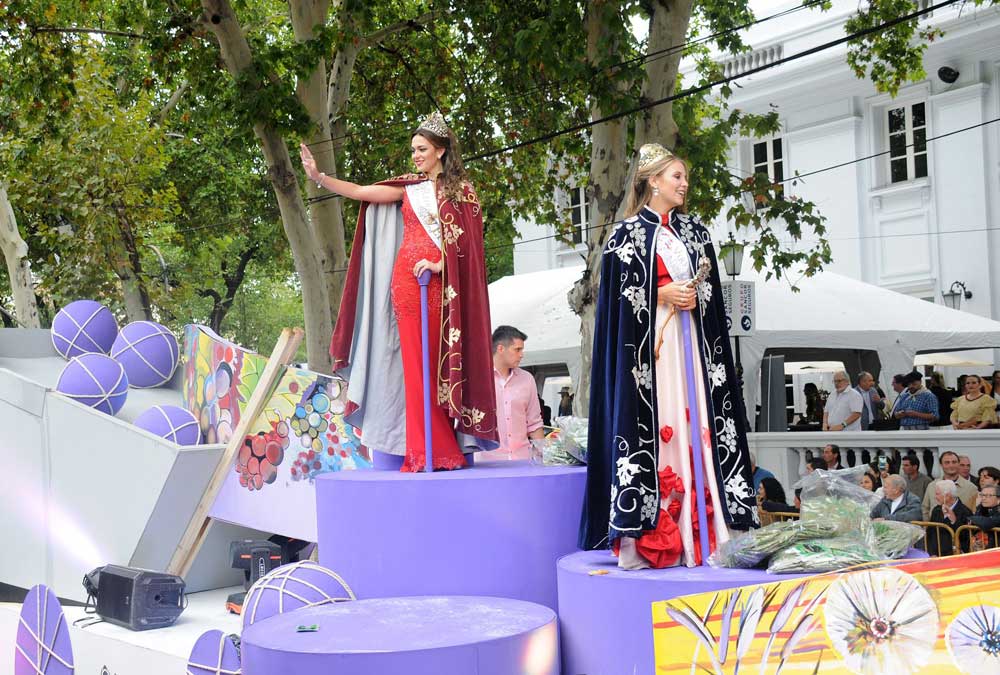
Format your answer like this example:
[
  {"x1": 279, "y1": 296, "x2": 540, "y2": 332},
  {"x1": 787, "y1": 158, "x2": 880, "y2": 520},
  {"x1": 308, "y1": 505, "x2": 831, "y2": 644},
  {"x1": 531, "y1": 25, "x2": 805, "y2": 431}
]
[
  {"x1": 240, "y1": 596, "x2": 559, "y2": 675},
  {"x1": 315, "y1": 461, "x2": 585, "y2": 610},
  {"x1": 557, "y1": 547, "x2": 931, "y2": 675},
  {"x1": 557, "y1": 550, "x2": 809, "y2": 675}
]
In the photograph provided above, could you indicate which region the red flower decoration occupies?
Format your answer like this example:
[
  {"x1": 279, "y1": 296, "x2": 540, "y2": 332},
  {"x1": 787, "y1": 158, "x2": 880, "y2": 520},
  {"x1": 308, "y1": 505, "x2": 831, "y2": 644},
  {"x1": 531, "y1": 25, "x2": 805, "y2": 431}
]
[{"x1": 660, "y1": 424, "x2": 674, "y2": 444}]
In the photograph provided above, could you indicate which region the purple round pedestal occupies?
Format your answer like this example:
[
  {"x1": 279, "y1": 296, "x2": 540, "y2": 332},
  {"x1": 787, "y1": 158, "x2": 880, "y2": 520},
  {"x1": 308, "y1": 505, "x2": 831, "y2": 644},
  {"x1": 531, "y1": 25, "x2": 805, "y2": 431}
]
[
  {"x1": 557, "y1": 547, "x2": 930, "y2": 675},
  {"x1": 557, "y1": 551, "x2": 810, "y2": 675},
  {"x1": 240, "y1": 596, "x2": 559, "y2": 675},
  {"x1": 315, "y1": 461, "x2": 585, "y2": 610}
]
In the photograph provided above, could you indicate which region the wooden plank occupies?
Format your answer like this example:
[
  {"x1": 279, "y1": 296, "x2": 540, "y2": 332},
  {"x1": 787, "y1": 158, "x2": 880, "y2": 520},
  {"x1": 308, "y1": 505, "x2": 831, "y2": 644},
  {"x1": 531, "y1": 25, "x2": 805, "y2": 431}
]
[{"x1": 166, "y1": 327, "x2": 304, "y2": 578}]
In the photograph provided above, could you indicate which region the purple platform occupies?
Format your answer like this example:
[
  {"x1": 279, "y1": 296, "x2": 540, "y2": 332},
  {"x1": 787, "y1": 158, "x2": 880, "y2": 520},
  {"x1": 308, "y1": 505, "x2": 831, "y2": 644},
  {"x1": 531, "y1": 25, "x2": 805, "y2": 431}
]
[
  {"x1": 557, "y1": 547, "x2": 930, "y2": 675},
  {"x1": 240, "y1": 595, "x2": 559, "y2": 675},
  {"x1": 315, "y1": 460, "x2": 585, "y2": 610}
]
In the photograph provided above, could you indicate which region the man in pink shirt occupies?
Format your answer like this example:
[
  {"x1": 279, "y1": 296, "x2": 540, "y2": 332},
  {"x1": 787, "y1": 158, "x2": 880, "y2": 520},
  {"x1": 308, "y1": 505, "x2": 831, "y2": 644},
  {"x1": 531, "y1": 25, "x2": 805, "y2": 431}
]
[{"x1": 492, "y1": 326, "x2": 544, "y2": 459}]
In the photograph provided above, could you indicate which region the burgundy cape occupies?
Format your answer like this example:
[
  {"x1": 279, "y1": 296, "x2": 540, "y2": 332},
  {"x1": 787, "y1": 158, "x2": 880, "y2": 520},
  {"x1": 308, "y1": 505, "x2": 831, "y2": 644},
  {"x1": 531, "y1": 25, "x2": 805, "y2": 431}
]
[{"x1": 330, "y1": 175, "x2": 499, "y2": 450}]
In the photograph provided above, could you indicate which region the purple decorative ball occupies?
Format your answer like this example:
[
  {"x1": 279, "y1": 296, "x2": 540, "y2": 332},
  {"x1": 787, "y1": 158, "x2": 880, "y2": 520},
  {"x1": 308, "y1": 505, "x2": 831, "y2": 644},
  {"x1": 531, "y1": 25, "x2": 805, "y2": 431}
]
[
  {"x1": 187, "y1": 630, "x2": 240, "y2": 675},
  {"x1": 110, "y1": 321, "x2": 179, "y2": 388},
  {"x1": 56, "y1": 353, "x2": 129, "y2": 415},
  {"x1": 242, "y1": 561, "x2": 355, "y2": 631},
  {"x1": 134, "y1": 405, "x2": 202, "y2": 445},
  {"x1": 50, "y1": 300, "x2": 119, "y2": 359}
]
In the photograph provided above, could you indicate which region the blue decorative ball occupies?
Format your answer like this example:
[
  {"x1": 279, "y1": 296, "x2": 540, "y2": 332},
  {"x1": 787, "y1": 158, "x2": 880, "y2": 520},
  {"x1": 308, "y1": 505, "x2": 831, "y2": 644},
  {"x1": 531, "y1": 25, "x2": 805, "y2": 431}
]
[
  {"x1": 50, "y1": 300, "x2": 119, "y2": 359},
  {"x1": 134, "y1": 405, "x2": 202, "y2": 445},
  {"x1": 110, "y1": 321, "x2": 179, "y2": 388},
  {"x1": 56, "y1": 353, "x2": 129, "y2": 415}
]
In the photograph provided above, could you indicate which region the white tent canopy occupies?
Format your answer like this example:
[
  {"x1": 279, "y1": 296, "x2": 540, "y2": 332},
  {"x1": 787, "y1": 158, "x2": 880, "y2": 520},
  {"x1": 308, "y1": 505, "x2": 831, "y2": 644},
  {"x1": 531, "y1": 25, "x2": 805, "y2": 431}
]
[
  {"x1": 488, "y1": 265, "x2": 1000, "y2": 412},
  {"x1": 736, "y1": 267, "x2": 1000, "y2": 412},
  {"x1": 488, "y1": 265, "x2": 585, "y2": 385}
]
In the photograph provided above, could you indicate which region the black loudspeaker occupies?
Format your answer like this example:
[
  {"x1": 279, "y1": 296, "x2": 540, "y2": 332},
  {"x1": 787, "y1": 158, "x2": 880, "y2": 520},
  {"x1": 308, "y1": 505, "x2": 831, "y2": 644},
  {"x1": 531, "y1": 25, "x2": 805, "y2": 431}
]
[{"x1": 85, "y1": 565, "x2": 185, "y2": 631}]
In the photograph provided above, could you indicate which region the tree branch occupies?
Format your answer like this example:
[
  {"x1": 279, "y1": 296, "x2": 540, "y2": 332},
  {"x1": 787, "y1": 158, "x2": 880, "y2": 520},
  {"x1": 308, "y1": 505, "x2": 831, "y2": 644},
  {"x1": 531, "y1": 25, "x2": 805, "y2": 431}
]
[
  {"x1": 375, "y1": 44, "x2": 441, "y2": 112},
  {"x1": 157, "y1": 80, "x2": 190, "y2": 124},
  {"x1": 30, "y1": 25, "x2": 145, "y2": 39},
  {"x1": 361, "y1": 10, "x2": 438, "y2": 48}
]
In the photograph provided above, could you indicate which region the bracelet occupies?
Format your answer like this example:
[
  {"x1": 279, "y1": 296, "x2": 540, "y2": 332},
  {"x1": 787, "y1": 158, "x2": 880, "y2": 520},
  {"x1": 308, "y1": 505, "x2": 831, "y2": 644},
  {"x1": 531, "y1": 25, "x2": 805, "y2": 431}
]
[{"x1": 315, "y1": 172, "x2": 325, "y2": 188}]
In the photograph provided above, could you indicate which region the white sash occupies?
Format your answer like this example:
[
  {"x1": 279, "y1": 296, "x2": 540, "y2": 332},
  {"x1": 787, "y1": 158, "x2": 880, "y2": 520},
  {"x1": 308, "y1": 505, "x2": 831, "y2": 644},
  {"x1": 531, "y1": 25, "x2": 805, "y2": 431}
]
[
  {"x1": 656, "y1": 223, "x2": 693, "y2": 281},
  {"x1": 405, "y1": 182, "x2": 443, "y2": 249}
]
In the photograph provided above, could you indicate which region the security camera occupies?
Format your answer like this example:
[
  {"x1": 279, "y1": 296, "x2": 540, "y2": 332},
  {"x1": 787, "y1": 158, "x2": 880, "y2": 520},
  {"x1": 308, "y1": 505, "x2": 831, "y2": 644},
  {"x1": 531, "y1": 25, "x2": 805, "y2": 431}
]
[{"x1": 937, "y1": 66, "x2": 960, "y2": 84}]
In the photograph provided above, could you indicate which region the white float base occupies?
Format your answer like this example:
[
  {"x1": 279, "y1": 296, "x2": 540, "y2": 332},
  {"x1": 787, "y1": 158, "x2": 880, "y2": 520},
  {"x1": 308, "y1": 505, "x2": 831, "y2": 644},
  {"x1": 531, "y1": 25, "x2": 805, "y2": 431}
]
[{"x1": 0, "y1": 586, "x2": 242, "y2": 675}]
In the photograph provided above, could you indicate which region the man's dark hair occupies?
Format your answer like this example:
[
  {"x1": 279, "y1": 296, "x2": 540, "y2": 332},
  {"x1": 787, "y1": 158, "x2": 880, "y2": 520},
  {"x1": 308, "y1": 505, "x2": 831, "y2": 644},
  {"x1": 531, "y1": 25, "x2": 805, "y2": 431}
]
[
  {"x1": 892, "y1": 373, "x2": 906, "y2": 385},
  {"x1": 903, "y1": 371, "x2": 923, "y2": 385},
  {"x1": 826, "y1": 444, "x2": 841, "y2": 461},
  {"x1": 901, "y1": 453, "x2": 920, "y2": 470},
  {"x1": 940, "y1": 450, "x2": 960, "y2": 463},
  {"x1": 492, "y1": 325, "x2": 527, "y2": 351},
  {"x1": 808, "y1": 457, "x2": 826, "y2": 472}
]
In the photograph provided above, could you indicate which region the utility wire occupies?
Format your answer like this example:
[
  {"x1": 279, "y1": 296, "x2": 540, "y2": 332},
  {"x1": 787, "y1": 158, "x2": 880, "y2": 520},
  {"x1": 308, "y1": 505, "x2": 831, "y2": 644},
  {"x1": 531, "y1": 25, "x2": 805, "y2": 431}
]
[
  {"x1": 304, "y1": 0, "x2": 830, "y2": 154},
  {"x1": 304, "y1": 0, "x2": 959, "y2": 207}
]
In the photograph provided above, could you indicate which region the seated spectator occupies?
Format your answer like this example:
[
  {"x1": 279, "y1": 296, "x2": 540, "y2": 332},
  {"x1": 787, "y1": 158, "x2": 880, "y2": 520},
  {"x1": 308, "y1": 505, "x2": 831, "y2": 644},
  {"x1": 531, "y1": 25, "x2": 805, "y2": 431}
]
[
  {"x1": 921, "y1": 451, "x2": 978, "y2": 519},
  {"x1": 870, "y1": 474, "x2": 922, "y2": 523},
  {"x1": 950, "y1": 375, "x2": 998, "y2": 429},
  {"x1": 806, "y1": 456, "x2": 826, "y2": 473},
  {"x1": 979, "y1": 466, "x2": 1000, "y2": 489},
  {"x1": 758, "y1": 477, "x2": 794, "y2": 513},
  {"x1": 900, "y1": 453, "x2": 933, "y2": 501},
  {"x1": 749, "y1": 451, "x2": 775, "y2": 490},
  {"x1": 927, "y1": 480, "x2": 973, "y2": 556},
  {"x1": 970, "y1": 486, "x2": 1000, "y2": 531},
  {"x1": 966, "y1": 485, "x2": 1000, "y2": 551},
  {"x1": 822, "y1": 444, "x2": 843, "y2": 470},
  {"x1": 958, "y1": 455, "x2": 979, "y2": 488},
  {"x1": 861, "y1": 469, "x2": 881, "y2": 493}
]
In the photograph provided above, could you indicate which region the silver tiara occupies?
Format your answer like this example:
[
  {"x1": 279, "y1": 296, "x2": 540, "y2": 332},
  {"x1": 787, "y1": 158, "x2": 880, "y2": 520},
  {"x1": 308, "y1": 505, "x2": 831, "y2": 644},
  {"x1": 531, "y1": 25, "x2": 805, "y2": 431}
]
[
  {"x1": 417, "y1": 111, "x2": 450, "y2": 138},
  {"x1": 637, "y1": 143, "x2": 675, "y2": 169}
]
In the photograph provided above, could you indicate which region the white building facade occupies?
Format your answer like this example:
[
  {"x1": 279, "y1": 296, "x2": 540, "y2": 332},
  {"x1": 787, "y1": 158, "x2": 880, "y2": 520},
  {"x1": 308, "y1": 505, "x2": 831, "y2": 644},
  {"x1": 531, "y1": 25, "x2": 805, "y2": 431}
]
[{"x1": 512, "y1": 0, "x2": 1000, "y2": 377}]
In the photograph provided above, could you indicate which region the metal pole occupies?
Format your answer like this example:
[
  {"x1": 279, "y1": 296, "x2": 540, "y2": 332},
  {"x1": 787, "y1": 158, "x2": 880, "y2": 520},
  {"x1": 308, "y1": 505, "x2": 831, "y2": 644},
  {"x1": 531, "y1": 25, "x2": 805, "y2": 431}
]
[
  {"x1": 418, "y1": 270, "x2": 434, "y2": 473},
  {"x1": 680, "y1": 309, "x2": 712, "y2": 564}
]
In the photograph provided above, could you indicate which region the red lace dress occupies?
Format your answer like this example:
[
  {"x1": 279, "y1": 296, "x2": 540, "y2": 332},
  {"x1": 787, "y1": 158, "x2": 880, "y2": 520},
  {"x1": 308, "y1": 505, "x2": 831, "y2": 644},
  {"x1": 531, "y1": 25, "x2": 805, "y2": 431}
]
[{"x1": 391, "y1": 190, "x2": 466, "y2": 472}]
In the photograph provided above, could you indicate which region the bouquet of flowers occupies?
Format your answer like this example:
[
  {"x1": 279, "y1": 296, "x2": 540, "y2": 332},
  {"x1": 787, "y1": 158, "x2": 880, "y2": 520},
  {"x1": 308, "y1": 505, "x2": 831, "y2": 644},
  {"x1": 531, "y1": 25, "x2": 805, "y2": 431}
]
[
  {"x1": 766, "y1": 535, "x2": 881, "y2": 574},
  {"x1": 708, "y1": 519, "x2": 839, "y2": 569}
]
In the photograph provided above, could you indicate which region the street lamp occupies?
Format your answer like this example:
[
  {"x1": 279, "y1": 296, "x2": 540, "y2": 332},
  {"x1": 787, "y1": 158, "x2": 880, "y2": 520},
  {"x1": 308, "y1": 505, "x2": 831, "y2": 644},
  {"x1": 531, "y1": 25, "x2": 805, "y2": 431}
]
[
  {"x1": 942, "y1": 281, "x2": 972, "y2": 310},
  {"x1": 720, "y1": 233, "x2": 745, "y2": 379},
  {"x1": 720, "y1": 233, "x2": 745, "y2": 278}
]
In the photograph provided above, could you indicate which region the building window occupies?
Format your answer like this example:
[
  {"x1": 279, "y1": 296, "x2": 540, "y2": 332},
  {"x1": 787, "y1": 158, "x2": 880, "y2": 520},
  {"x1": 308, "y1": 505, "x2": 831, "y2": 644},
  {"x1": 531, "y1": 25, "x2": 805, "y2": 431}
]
[
  {"x1": 567, "y1": 185, "x2": 588, "y2": 246},
  {"x1": 752, "y1": 137, "x2": 784, "y2": 185},
  {"x1": 887, "y1": 101, "x2": 927, "y2": 183}
]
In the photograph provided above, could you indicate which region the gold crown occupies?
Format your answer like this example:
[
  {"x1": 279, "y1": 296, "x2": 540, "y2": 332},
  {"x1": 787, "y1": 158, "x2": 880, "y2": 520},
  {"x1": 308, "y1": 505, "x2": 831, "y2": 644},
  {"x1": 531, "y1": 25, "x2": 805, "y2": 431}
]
[
  {"x1": 637, "y1": 143, "x2": 675, "y2": 169},
  {"x1": 417, "y1": 111, "x2": 450, "y2": 138}
]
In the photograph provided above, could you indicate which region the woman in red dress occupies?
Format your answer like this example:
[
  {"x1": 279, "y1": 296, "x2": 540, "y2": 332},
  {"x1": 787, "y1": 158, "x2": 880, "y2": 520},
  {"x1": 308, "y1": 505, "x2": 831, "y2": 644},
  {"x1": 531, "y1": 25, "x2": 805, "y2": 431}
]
[{"x1": 300, "y1": 112, "x2": 498, "y2": 471}]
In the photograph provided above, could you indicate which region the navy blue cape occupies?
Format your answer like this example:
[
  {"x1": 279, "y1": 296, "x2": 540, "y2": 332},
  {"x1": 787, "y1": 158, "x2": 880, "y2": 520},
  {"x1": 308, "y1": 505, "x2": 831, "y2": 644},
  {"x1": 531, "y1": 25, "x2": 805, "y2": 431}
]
[{"x1": 579, "y1": 207, "x2": 759, "y2": 550}]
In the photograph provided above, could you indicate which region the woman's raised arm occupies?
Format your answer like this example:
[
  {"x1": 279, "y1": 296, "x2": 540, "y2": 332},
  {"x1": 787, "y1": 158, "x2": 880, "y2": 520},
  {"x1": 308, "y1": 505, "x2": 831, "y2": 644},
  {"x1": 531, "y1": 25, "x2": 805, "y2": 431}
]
[{"x1": 300, "y1": 143, "x2": 404, "y2": 204}]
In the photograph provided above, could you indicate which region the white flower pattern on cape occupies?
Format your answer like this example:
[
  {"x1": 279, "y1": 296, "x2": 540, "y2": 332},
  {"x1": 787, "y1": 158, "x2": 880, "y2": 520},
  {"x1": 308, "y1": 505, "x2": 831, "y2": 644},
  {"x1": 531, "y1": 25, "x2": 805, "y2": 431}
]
[
  {"x1": 623, "y1": 285, "x2": 647, "y2": 316},
  {"x1": 709, "y1": 362, "x2": 727, "y2": 389},
  {"x1": 632, "y1": 362, "x2": 652, "y2": 389},
  {"x1": 616, "y1": 456, "x2": 642, "y2": 486}
]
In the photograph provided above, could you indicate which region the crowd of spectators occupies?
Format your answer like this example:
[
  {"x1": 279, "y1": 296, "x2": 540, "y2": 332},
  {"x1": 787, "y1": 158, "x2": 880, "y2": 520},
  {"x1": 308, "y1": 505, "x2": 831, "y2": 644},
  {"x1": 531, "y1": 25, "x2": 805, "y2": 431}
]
[
  {"x1": 755, "y1": 446, "x2": 1000, "y2": 556},
  {"x1": 811, "y1": 369, "x2": 1000, "y2": 431}
]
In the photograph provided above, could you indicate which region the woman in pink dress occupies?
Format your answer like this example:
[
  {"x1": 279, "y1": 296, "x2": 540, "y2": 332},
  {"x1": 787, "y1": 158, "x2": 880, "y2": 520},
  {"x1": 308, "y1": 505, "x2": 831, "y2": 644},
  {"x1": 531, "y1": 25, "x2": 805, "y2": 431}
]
[{"x1": 300, "y1": 112, "x2": 498, "y2": 471}]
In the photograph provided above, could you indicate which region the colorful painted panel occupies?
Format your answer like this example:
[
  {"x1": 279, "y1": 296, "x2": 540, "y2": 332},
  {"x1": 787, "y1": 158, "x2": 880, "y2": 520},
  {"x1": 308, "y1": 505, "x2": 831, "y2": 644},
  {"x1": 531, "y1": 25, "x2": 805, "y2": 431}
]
[
  {"x1": 235, "y1": 367, "x2": 371, "y2": 491},
  {"x1": 182, "y1": 324, "x2": 267, "y2": 444},
  {"x1": 652, "y1": 550, "x2": 1000, "y2": 674}
]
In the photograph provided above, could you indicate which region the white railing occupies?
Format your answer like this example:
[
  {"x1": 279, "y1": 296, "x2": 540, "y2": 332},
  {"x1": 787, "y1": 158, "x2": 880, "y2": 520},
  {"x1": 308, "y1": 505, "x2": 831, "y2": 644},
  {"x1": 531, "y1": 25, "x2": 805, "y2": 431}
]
[
  {"x1": 720, "y1": 44, "x2": 784, "y2": 79},
  {"x1": 749, "y1": 429, "x2": 1000, "y2": 492}
]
